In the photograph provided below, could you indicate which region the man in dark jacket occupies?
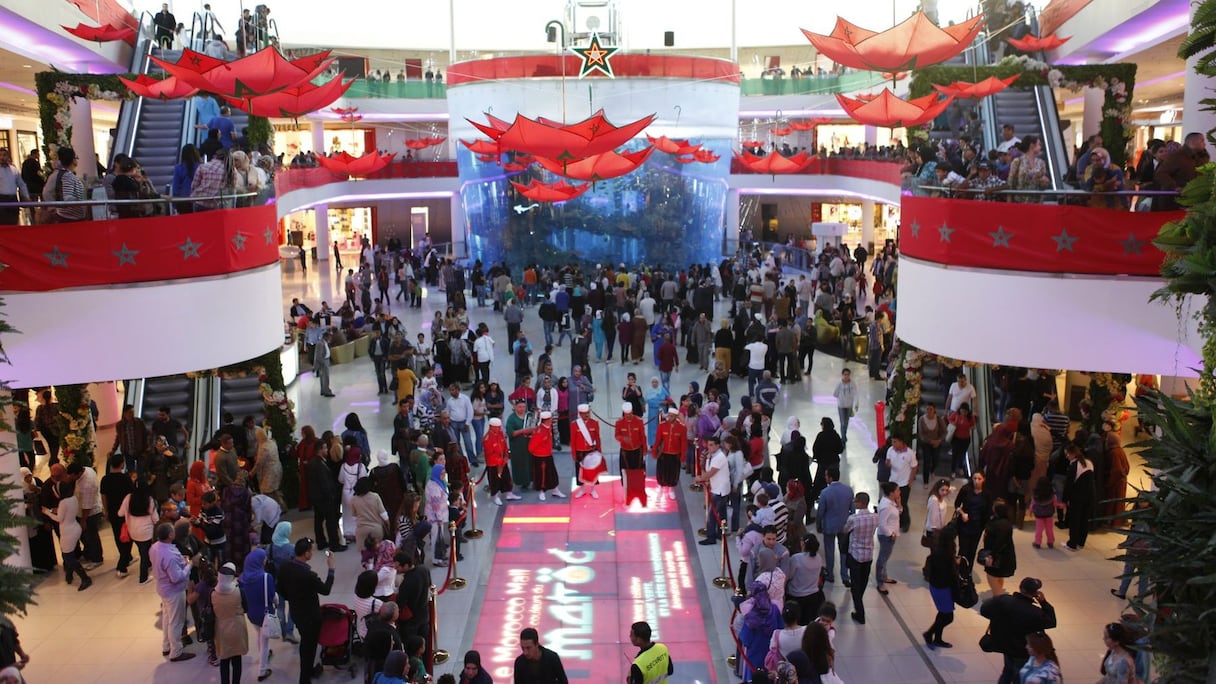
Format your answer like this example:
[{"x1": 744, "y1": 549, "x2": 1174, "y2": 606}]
[
  {"x1": 363, "y1": 601, "x2": 404, "y2": 680},
  {"x1": 394, "y1": 552, "x2": 431, "y2": 646},
  {"x1": 980, "y1": 577, "x2": 1057, "y2": 684},
  {"x1": 278, "y1": 539, "x2": 336, "y2": 684},
  {"x1": 306, "y1": 454, "x2": 343, "y2": 551},
  {"x1": 513, "y1": 628, "x2": 569, "y2": 684}
]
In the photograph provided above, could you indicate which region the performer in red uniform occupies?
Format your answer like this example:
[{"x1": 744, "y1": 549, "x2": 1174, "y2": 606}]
[
  {"x1": 528, "y1": 411, "x2": 565, "y2": 501},
  {"x1": 571, "y1": 404, "x2": 606, "y2": 499},
  {"x1": 614, "y1": 402, "x2": 648, "y2": 507},
  {"x1": 652, "y1": 408, "x2": 687, "y2": 501},
  {"x1": 483, "y1": 418, "x2": 521, "y2": 506}
]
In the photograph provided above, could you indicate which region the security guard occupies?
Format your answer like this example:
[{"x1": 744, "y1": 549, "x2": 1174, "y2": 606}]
[{"x1": 627, "y1": 621, "x2": 672, "y2": 684}]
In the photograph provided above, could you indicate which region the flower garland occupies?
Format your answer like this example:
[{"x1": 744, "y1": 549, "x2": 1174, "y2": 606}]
[
  {"x1": 53, "y1": 384, "x2": 96, "y2": 466},
  {"x1": 34, "y1": 72, "x2": 133, "y2": 161},
  {"x1": 259, "y1": 377, "x2": 296, "y2": 432}
]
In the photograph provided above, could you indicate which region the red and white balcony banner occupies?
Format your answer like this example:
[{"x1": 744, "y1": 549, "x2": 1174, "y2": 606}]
[
  {"x1": 899, "y1": 196, "x2": 1184, "y2": 277},
  {"x1": 0, "y1": 205, "x2": 280, "y2": 293}
]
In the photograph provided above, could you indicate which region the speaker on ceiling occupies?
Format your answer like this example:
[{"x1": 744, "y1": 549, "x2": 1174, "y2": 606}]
[{"x1": 664, "y1": 31, "x2": 674, "y2": 47}]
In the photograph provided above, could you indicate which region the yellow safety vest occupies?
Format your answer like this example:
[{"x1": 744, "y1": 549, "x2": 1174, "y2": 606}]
[{"x1": 633, "y1": 643, "x2": 671, "y2": 684}]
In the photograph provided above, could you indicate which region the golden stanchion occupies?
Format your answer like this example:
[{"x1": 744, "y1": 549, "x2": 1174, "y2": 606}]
[
  {"x1": 696, "y1": 479, "x2": 709, "y2": 537},
  {"x1": 713, "y1": 520, "x2": 733, "y2": 589},
  {"x1": 464, "y1": 480, "x2": 484, "y2": 539},
  {"x1": 688, "y1": 444, "x2": 704, "y2": 491},
  {"x1": 446, "y1": 521, "x2": 468, "y2": 590},
  {"x1": 430, "y1": 585, "x2": 449, "y2": 665},
  {"x1": 726, "y1": 654, "x2": 737, "y2": 668}
]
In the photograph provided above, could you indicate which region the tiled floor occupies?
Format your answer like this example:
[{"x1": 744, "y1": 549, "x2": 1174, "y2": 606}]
[{"x1": 11, "y1": 262, "x2": 1140, "y2": 682}]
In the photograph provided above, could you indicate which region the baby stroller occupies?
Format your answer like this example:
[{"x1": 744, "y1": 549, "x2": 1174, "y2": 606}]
[{"x1": 318, "y1": 603, "x2": 358, "y2": 678}]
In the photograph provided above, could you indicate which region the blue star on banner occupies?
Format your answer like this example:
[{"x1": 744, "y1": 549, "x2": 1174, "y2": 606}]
[
  {"x1": 179, "y1": 237, "x2": 202, "y2": 259},
  {"x1": 570, "y1": 32, "x2": 619, "y2": 78},
  {"x1": 263, "y1": 227, "x2": 275, "y2": 245},
  {"x1": 990, "y1": 226, "x2": 1013, "y2": 248},
  {"x1": 909, "y1": 220, "x2": 921, "y2": 238},
  {"x1": 1121, "y1": 233, "x2": 1146, "y2": 256},
  {"x1": 1052, "y1": 229, "x2": 1077, "y2": 252},
  {"x1": 113, "y1": 243, "x2": 139, "y2": 266},
  {"x1": 938, "y1": 222, "x2": 955, "y2": 243},
  {"x1": 44, "y1": 246, "x2": 69, "y2": 267},
  {"x1": 232, "y1": 232, "x2": 248, "y2": 251}
]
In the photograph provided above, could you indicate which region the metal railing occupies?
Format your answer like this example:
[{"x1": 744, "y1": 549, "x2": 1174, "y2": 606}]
[
  {"x1": 0, "y1": 191, "x2": 262, "y2": 223},
  {"x1": 915, "y1": 185, "x2": 1178, "y2": 204}
]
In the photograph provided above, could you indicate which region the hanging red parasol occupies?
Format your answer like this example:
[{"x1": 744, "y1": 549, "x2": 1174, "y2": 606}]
[
  {"x1": 503, "y1": 162, "x2": 531, "y2": 172},
  {"x1": 314, "y1": 150, "x2": 396, "y2": 176},
  {"x1": 533, "y1": 147, "x2": 654, "y2": 182},
  {"x1": 933, "y1": 74, "x2": 1021, "y2": 99},
  {"x1": 63, "y1": 22, "x2": 136, "y2": 43},
  {"x1": 476, "y1": 153, "x2": 500, "y2": 163},
  {"x1": 119, "y1": 74, "x2": 199, "y2": 100},
  {"x1": 801, "y1": 12, "x2": 984, "y2": 71},
  {"x1": 423, "y1": 136, "x2": 447, "y2": 147},
  {"x1": 837, "y1": 90, "x2": 954, "y2": 127},
  {"x1": 405, "y1": 140, "x2": 432, "y2": 150},
  {"x1": 467, "y1": 113, "x2": 513, "y2": 140},
  {"x1": 511, "y1": 179, "x2": 590, "y2": 202},
  {"x1": 674, "y1": 156, "x2": 698, "y2": 164},
  {"x1": 513, "y1": 152, "x2": 535, "y2": 163},
  {"x1": 881, "y1": 71, "x2": 908, "y2": 81},
  {"x1": 330, "y1": 106, "x2": 359, "y2": 116},
  {"x1": 789, "y1": 118, "x2": 833, "y2": 130},
  {"x1": 771, "y1": 127, "x2": 792, "y2": 136},
  {"x1": 154, "y1": 47, "x2": 333, "y2": 99},
  {"x1": 340, "y1": 113, "x2": 363, "y2": 123},
  {"x1": 740, "y1": 140, "x2": 765, "y2": 149},
  {"x1": 460, "y1": 139, "x2": 501, "y2": 155},
  {"x1": 224, "y1": 76, "x2": 352, "y2": 118},
  {"x1": 478, "y1": 110, "x2": 655, "y2": 163},
  {"x1": 693, "y1": 149, "x2": 721, "y2": 163},
  {"x1": 733, "y1": 150, "x2": 816, "y2": 174},
  {"x1": 1006, "y1": 33, "x2": 1070, "y2": 52},
  {"x1": 646, "y1": 135, "x2": 692, "y2": 154},
  {"x1": 406, "y1": 137, "x2": 447, "y2": 149}
]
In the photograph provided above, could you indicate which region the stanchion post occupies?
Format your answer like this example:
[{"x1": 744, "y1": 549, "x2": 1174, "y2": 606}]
[
  {"x1": 430, "y1": 585, "x2": 449, "y2": 665},
  {"x1": 697, "y1": 477, "x2": 709, "y2": 537},
  {"x1": 464, "y1": 481, "x2": 484, "y2": 539},
  {"x1": 713, "y1": 520, "x2": 733, "y2": 589},
  {"x1": 446, "y1": 521, "x2": 468, "y2": 590},
  {"x1": 689, "y1": 441, "x2": 704, "y2": 491}
]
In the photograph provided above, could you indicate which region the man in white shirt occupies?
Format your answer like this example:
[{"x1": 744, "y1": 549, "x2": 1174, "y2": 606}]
[
  {"x1": 67, "y1": 462, "x2": 103, "y2": 568},
  {"x1": 832, "y1": 368, "x2": 859, "y2": 444},
  {"x1": 995, "y1": 124, "x2": 1021, "y2": 153},
  {"x1": 744, "y1": 336, "x2": 768, "y2": 398},
  {"x1": 874, "y1": 482, "x2": 901, "y2": 593},
  {"x1": 638, "y1": 291, "x2": 657, "y2": 326},
  {"x1": 314, "y1": 331, "x2": 334, "y2": 397},
  {"x1": 472, "y1": 328, "x2": 496, "y2": 385},
  {"x1": 885, "y1": 435, "x2": 917, "y2": 532},
  {"x1": 445, "y1": 383, "x2": 479, "y2": 466},
  {"x1": 0, "y1": 147, "x2": 31, "y2": 225},
  {"x1": 697, "y1": 436, "x2": 732, "y2": 545},
  {"x1": 947, "y1": 374, "x2": 977, "y2": 417}
]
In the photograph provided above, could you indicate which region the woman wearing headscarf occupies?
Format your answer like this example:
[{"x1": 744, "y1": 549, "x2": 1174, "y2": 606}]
[
  {"x1": 251, "y1": 427, "x2": 284, "y2": 511},
  {"x1": 342, "y1": 413, "x2": 372, "y2": 465},
  {"x1": 777, "y1": 428, "x2": 811, "y2": 495},
  {"x1": 753, "y1": 546, "x2": 786, "y2": 605},
  {"x1": 371, "y1": 538, "x2": 399, "y2": 601},
  {"x1": 616, "y1": 312, "x2": 634, "y2": 364},
  {"x1": 146, "y1": 435, "x2": 173, "y2": 504},
  {"x1": 340, "y1": 442, "x2": 370, "y2": 544},
  {"x1": 425, "y1": 463, "x2": 450, "y2": 566},
  {"x1": 213, "y1": 562, "x2": 248, "y2": 684},
  {"x1": 238, "y1": 548, "x2": 276, "y2": 680},
  {"x1": 293, "y1": 425, "x2": 319, "y2": 511},
  {"x1": 630, "y1": 309, "x2": 648, "y2": 363},
  {"x1": 714, "y1": 319, "x2": 734, "y2": 373},
  {"x1": 352, "y1": 476, "x2": 390, "y2": 551},
  {"x1": 591, "y1": 310, "x2": 607, "y2": 361},
  {"x1": 810, "y1": 418, "x2": 844, "y2": 503},
  {"x1": 458, "y1": 650, "x2": 492, "y2": 684},
  {"x1": 20, "y1": 468, "x2": 57, "y2": 573},
  {"x1": 378, "y1": 651, "x2": 409, "y2": 684},
  {"x1": 219, "y1": 470, "x2": 253, "y2": 569},
  {"x1": 737, "y1": 580, "x2": 784, "y2": 682},
  {"x1": 269, "y1": 521, "x2": 297, "y2": 643},
  {"x1": 644, "y1": 377, "x2": 670, "y2": 448},
  {"x1": 372, "y1": 450, "x2": 407, "y2": 535}
]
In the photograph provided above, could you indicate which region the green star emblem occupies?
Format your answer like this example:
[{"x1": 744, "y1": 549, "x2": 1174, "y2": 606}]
[{"x1": 570, "y1": 33, "x2": 619, "y2": 78}]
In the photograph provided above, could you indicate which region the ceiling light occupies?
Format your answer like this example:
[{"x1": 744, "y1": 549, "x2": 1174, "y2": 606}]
[{"x1": 21, "y1": 64, "x2": 30, "y2": 68}]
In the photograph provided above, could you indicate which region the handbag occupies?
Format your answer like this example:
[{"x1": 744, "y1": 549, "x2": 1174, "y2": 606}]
[
  {"x1": 954, "y1": 558, "x2": 979, "y2": 609},
  {"x1": 979, "y1": 627, "x2": 999, "y2": 652},
  {"x1": 920, "y1": 530, "x2": 937, "y2": 549},
  {"x1": 120, "y1": 521, "x2": 131, "y2": 544},
  {"x1": 261, "y1": 575, "x2": 282, "y2": 639}
]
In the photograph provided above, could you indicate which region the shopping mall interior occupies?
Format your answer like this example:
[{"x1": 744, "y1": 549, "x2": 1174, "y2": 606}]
[{"x1": 0, "y1": 0, "x2": 1209, "y2": 682}]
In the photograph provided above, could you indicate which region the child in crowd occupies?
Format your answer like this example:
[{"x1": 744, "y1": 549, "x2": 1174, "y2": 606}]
[
  {"x1": 815, "y1": 601, "x2": 837, "y2": 647},
  {"x1": 1030, "y1": 477, "x2": 1060, "y2": 549},
  {"x1": 196, "y1": 491, "x2": 227, "y2": 564},
  {"x1": 188, "y1": 557, "x2": 219, "y2": 666},
  {"x1": 405, "y1": 635, "x2": 428, "y2": 682},
  {"x1": 169, "y1": 483, "x2": 188, "y2": 517}
]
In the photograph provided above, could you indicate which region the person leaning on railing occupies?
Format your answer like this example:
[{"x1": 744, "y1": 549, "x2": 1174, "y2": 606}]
[
  {"x1": 0, "y1": 147, "x2": 31, "y2": 225},
  {"x1": 961, "y1": 162, "x2": 1006, "y2": 199},
  {"x1": 191, "y1": 148, "x2": 229, "y2": 211},
  {"x1": 40, "y1": 147, "x2": 87, "y2": 223},
  {"x1": 1006, "y1": 135, "x2": 1050, "y2": 202},
  {"x1": 1080, "y1": 148, "x2": 1128, "y2": 210}
]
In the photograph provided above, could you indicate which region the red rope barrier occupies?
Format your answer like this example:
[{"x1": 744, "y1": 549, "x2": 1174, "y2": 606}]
[{"x1": 728, "y1": 605, "x2": 760, "y2": 675}]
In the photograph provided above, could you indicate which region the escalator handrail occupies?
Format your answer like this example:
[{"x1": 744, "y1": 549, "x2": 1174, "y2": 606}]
[
  {"x1": 121, "y1": 37, "x2": 161, "y2": 161},
  {"x1": 1033, "y1": 84, "x2": 1069, "y2": 190},
  {"x1": 187, "y1": 12, "x2": 204, "y2": 52}
]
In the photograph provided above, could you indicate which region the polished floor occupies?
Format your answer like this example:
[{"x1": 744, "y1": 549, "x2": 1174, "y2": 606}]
[{"x1": 12, "y1": 257, "x2": 1146, "y2": 682}]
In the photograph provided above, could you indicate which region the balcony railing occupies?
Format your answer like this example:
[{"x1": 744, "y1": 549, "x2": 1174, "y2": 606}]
[
  {"x1": 738, "y1": 71, "x2": 889, "y2": 96},
  {"x1": 341, "y1": 80, "x2": 449, "y2": 99},
  {"x1": 276, "y1": 161, "x2": 459, "y2": 194},
  {"x1": 730, "y1": 157, "x2": 903, "y2": 184}
]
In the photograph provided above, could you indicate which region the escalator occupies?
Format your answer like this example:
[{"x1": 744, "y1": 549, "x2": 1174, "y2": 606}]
[
  {"x1": 217, "y1": 376, "x2": 266, "y2": 425},
  {"x1": 129, "y1": 375, "x2": 197, "y2": 450}
]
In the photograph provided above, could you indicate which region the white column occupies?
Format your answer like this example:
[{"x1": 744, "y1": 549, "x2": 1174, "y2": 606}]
[
  {"x1": 1184, "y1": 2, "x2": 1216, "y2": 158},
  {"x1": 88, "y1": 381, "x2": 121, "y2": 428},
  {"x1": 863, "y1": 125, "x2": 878, "y2": 147},
  {"x1": 860, "y1": 200, "x2": 875, "y2": 252},
  {"x1": 724, "y1": 189, "x2": 741, "y2": 255},
  {"x1": 314, "y1": 204, "x2": 330, "y2": 262},
  {"x1": 310, "y1": 120, "x2": 326, "y2": 156},
  {"x1": 449, "y1": 192, "x2": 465, "y2": 259},
  {"x1": 69, "y1": 99, "x2": 97, "y2": 184},
  {"x1": 1081, "y1": 87, "x2": 1104, "y2": 140},
  {"x1": 1, "y1": 394, "x2": 31, "y2": 570}
]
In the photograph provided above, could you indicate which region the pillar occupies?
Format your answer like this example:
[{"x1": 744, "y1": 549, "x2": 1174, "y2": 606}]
[
  {"x1": 449, "y1": 193, "x2": 466, "y2": 259},
  {"x1": 314, "y1": 204, "x2": 330, "y2": 262},
  {"x1": 69, "y1": 99, "x2": 97, "y2": 183},
  {"x1": 1, "y1": 394, "x2": 31, "y2": 569},
  {"x1": 724, "y1": 189, "x2": 741, "y2": 256},
  {"x1": 860, "y1": 200, "x2": 875, "y2": 252},
  {"x1": 1082, "y1": 87, "x2": 1104, "y2": 140},
  {"x1": 863, "y1": 125, "x2": 878, "y2": 147},
  {"x1": 1184, "y1": 1, "x2": 1216, "y2": 158},
  {"x1": 310, "y1": 120, "x2": 325, "y2": 156},
  {"x1": 88, "y1": 381, "x2": 121, "y2": 428}
]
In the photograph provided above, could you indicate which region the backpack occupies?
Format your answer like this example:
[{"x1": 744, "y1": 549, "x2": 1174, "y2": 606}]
[{"x1": 1031, "y1": 495, "x2": 1056, "y2": 519}]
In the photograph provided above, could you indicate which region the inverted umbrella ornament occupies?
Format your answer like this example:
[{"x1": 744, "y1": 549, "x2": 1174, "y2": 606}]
[
  {"x1": 153, "y1": 47, "x2": 333, "y2": 100},
  {"x1": 472, "y1": 110, "x2": 656, "y2": 166},
  {"x1": 771, "y1": 127, "x2": 792, "y2": 136},
  {"x1": 801, "y1": 12, "x2": 984, "y2": 71},
  {"x1": 224, "y1": 76, "x2": 353, "y2": 118},
  {"x1": 837, "y1": 90, "x2": 954, "y2": 127},
  {"x1": 1006, "y1": 33, "x2": 1070, "y2": 52},
  {"x1": 330, "y1": 106, "x2": 359, "y2": 116},
  {"x1": 406, "y1": 136, "x2": 447, "y2": 150},
  {"x1": 533, "y1": 147, "x2": 654, "y2": 182},
  {"x1": 511, "y1": 179, "x2": 590, "y2": 202},
  {"x1": 733, "y1": 150, "x2": 816, "y2": 175},
  {"x1": 503, "y1": 161, "x2": 531, "y2": 172},
  {"x1": 881, "y1": 71, "x2": 908, "y2": 81},
  {"x1": 932, "y1": 74, "x2": 1021, "y2": 99},
  {"x1": 63, "y1": 22, "x2": 136, "y2": 43},
  {"x1": 789, "y1": 118, "x2": 833, "y2": 131},
  {"x1": 476, "y1": 153, "x2": 500, "y2": 162},
  {"x1": 119, "y1": 74, "x2": 199, "y2": 100},
  {"x1": 314, "y1": 151, "x2": 396, "y2": 177},
  {"x1": 460, "y1": 139, "x2": 501, "y2": 156},
  {"x1": 693, "y1": 149, "x2": 721, "y2": 163},
  {"x1": 340, "y1": 113, "x2": 363, "y2": 123}
]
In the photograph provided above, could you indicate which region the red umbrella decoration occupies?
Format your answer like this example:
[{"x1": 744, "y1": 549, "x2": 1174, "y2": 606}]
[
  {"x1": 405, "y1": 136, "x2": 447, "y2": 150},
  {"x1": 469, "y1": 110, "x2": 656, "y2": 163},
  {"x1": 224, "y1": 76, "x2": 353, "y2": 118},
  {"x1": 314, "y1": 151, "x2": 396, "y2": 177},
  {"x1": 836, "y1": 90, "x2": 954, "y2": 127},
  {"x1": 154, "y1": 48, "x2": 334, "y2": 99},
  {"x1": 693, "y1": 149, "x2": 721, "y2": 163},
  {"x1": 340, "y1": 113, "x2": 363, "y2": 123},
  {"x1": 503, "y1": 162, "x2": 531, "y2": 172},
  {"x1": 881, "y1": 71, "x2": 908, "y2": 81},
  {"x1": 476, "y1": 153, "x2": 500, "y2": 163},
  {"x1": 801, "y1": 12, "x2": 984, "y2": 71},
  {"x1": 646, "y1": 135, "x2": 692, "y2": 154},
  {"x1": 932, "y1": 74, "x2": 1021, "y2": 99},
  {"x1": 771, "y1": 127, "x2": 792, "y2": 136},
  {"x1": 330, "y1": 106, "x2": 359, "y2": 116},
  {"x1": 63, "y1": 22, "x2": 136, "y2": 43},
  {"x1": 741, "y1": 140, "x2": 765, "y2": 149},
  {"x1": 789, "y1": 118, "x2": 833, "y2": 131},
  {"x1": 1006, "y1": 33, "x2": 1070, "y2": 52},
  {"x1": 460, "y1": 139, "x2": 501, "y2": 155},
  {"x1": 733, "y1": 150, "x2": 816, "y2": 174},
  {"x1": 675, "y1": 156, "x2": 698, "y2": 164},
  {"x1": 533, "y1": 147, "x2": 654, "y2": 182},
  {"x1": 511, "y1": 179, "x2": 590, "y2": 202},
  {"x1": 119, "y1": 74, "x2": 199, "y2": 100}
]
